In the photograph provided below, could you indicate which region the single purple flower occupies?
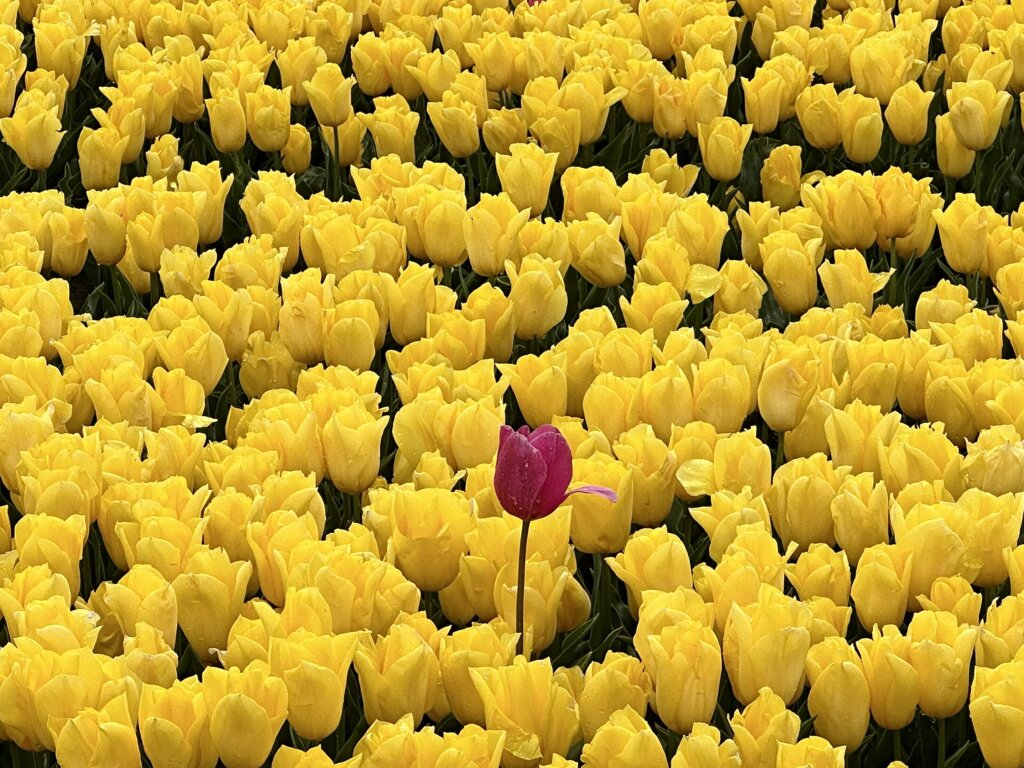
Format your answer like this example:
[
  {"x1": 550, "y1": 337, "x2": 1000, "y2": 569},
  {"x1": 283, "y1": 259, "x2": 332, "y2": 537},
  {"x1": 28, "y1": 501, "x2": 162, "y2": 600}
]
[{"x1": 494, "y1": 424, "x2": 617, "y2": 521}]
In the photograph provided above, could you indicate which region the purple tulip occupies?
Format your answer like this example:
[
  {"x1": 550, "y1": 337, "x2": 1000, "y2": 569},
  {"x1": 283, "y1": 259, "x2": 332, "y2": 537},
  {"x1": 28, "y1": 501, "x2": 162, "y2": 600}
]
[{"x1": 494, "y1": 424, "x2": 618, "y2": 521}]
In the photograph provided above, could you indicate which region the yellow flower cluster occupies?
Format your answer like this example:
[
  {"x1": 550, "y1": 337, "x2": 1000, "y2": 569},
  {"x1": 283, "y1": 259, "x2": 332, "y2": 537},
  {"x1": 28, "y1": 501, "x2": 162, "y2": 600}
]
[{"x1": 1, "y1": 0, "x2": 1024, "y2": 765}]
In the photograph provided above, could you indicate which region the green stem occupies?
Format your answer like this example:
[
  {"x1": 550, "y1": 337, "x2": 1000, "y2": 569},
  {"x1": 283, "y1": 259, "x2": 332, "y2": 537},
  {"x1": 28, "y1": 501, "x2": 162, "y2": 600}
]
[
  {"x1": 515, "y1": 519, "x2": 531, "y2": 658},
  {"x1": 893, "y1": 729, "x2": 902, "y2": 762},
  {"x1": 149, "y1": 271, "x2": 160, "y2": 308},
  {"x1": 34, "y1": 168, "x2": 47, "y2": 192},
  {"x1": 332, "y1": 125, "x2": 341, "y2": 199},
  {"x1": 938, "y1": 717, "x2": 946, "y2": 768}
]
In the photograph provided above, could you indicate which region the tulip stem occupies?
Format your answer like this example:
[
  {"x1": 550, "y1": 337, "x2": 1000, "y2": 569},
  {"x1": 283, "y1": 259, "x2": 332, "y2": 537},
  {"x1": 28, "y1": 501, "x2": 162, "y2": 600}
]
[
  {"x1": 892, "y1": 729, "x2": 902, "y2": 761},
  {"x1": 34, "y1": 168, "x2": 46, "y2": 192},
  {"x1": 332, "y1": 125, "x2": 341, "y2": 200},
  {"x1": 149, "y1": 271, "x2": 160, "y2": 308},
  {"x1": 938, "y1": 717, "x2": 946, "y2": 768},
  {"x1": 515, "y1": 518, "x2": 531, "y2": 658}
]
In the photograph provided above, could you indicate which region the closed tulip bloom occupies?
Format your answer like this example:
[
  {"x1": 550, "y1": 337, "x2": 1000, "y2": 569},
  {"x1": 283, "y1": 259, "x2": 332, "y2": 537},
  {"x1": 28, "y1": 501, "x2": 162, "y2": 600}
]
[
  {"x1": 273, "y1": 746, "x2": 360, "y2": 768},
  {"x1": 729, "y1": 688, "x2": 800, "y2": 768},
  {"x1": 391, "y1": 487, "x2": 475, "y2": 592},
  {"x1": 581, "y1": 706, "x2": 669, "y2": 768},
  {"x1": 269, "y1": 630, "x2": 361, "y2": 742},
  {"x1": 819, "y1": 249, "x2": 893, "y2": 311},
  {"x1": 689, "y1": 489, "x2": 771, "y2": 564},
  {"x1": 917, "y1": 575, "x2": 981, "y2": 629},
  {"x1": 355, "y1": 623, "x2": 439, "y2": 726},
  {"x1": 670, "y1": 723, "x2": 740, "y2": 768},
  {"x1": 578, "y1": 652, "x2": 652, "y2": 741},
  {"x1": 0, "y1": 98, "x2": 63, "y2": 169},
  {"x1": 906, "y1": 610, "x2": 978, "y2": 719},
  {"x1": 807, "y1": 655, "x2": 870, "y2": 751},
  {"x1": 323, "y1": 404, "x2": 388, "y2": 495},
  {"x1": 153, "y1": 317, "x2": 228, "y2": 396},
  {"x1": 787, "y1": 544, "x2": 850, "y2": 606},
  {"x1": 14, "y1": 513, "x2": 87, "y2": 598},
  {"x1": 647, "y1": 620, "x2": 722, "y2": 735},
  {"x1": 690, "y1": 357, "x2": 751, "y2": 434},
  {"x1": 498, "y1": 351, "x2": 568, "y2": 428},
  {"x1": 172, "y1": 547, "x2": 252, "y2": 664},
  {"x1": 829, "y1": 473, "x2": 890, "y2": 565},
  {"x1": 305, "y1": 63, "x2": 355, "y2": 127},
  {"x1": 757, "y1": 144, "x2": 801, "y2": 210},
  {"x1": 948, "y1": 80, "x2": 1011, "y2": 152},
  {"x1": 935, "y1": 112, "x2": 976, "y2": 180},
  {"x1": 497, "y1": 143, "x2": 559, "y2": 218},
  {"x1": 776, "y1": 737, "x2": 845, "y2": 768},
  {"x1": 483, "y1": 107, "x2": 529, "y2": 157},
  {"x1": 697, "y1": 117, "x2": 752, "y2": 182},
  {"x1": 428, "y1": 92, "x2": 480, "y2": 158},
  {"x1": 796, "y1": 84, "x2": 842, "y2": 149},
  {"x1": 970, "y1": 659, "x2": 1024, "y2": 768},
  {"x1": 568, "y1": 455, "x2": 634, "y2": 554},
  {"x1": 760, "y1": 230, "x2": 823, "y2": 316},
  {"x1": 54, "y1": 694, "x2": 141, "y2": 768},
  {"x1": 470, "y1": 658, "x2": 581, "y2": 768},
  {"x1": 244, "y1": 86, "x2": 291, "y2": 153},
  {"x1": 507, "y1": 255, "x2": 567, "y2": 339},
  {"x1": 850, "y1": 542, "x2": 913, "y2": 632},
  {"x1": 611, "y1": 426, "x2": 678, "y2": 527},
  {"x1": 103, "y1": 564, "x2": 178, "y2": 648},
  {"x1": 439, "y1": 624, "x2": 517, "y2": 726},
  {"x1": 359, "y1": 98, "x2": 420, "y2": 163},
  {"x1": 464, "y1": 194, "x2": 531, "y2": 277},
  {"x1": 281, "y1": 124, "x2": 311, "y2": 175},
  {"x1": 203, "y1": 662, "x2": 288, "y2": 768},
  {"x1": 768, "y1": 454, "x2": 848, "y2": 550},
  {"x1": 724, "y1": 585, "x2": 812, "y2": 705},
  {"x1": 839, "y1": 90, "x2": 883, "y2": 164},
  {"x1": 850, "y1": 35, "x2": 924, "y2": 105},
  {"x1": 885, "y1": 81, "x2": 934, "y2": 145},
  {"x1": 857, "y1": 626, "x2": 920, "y2": 730},
  {"x1": 802, "y1": 172, "x2": 880, "y2": 251},
  {"x1": 933, "y1": 193, "x2": 997, "y2": 277},
  {"x1": 138, "y1": 678, "x2": 215, "y2": 768},
  {"x1": 608, "y1": 527, "x2": 691, "y2": 617},
  {"x1": 78, "y1": 127, "x2": 129, "y2": 190},
  {"x1": 757, "y1": 345, "x2": 819, "y2": 433}
]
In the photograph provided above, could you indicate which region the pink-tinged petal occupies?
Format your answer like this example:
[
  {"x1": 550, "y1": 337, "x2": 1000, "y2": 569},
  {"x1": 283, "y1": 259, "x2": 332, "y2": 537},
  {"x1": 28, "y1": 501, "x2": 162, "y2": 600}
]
[
  {"x1": 495, "y1": 426, "x2": 548, "y2": 520},
  {"x1": 528, "y1": 428, "x2": 574, "y2": 518},
  {"x1": 565, "y1": 484, "x2": 618, "y2": 503}
]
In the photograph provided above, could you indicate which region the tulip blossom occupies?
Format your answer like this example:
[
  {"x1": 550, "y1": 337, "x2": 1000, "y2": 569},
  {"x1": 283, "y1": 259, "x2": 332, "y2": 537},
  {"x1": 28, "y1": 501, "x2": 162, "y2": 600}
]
[{"x1": 494, "y1": 424, "x2": 616, "y2": 654}]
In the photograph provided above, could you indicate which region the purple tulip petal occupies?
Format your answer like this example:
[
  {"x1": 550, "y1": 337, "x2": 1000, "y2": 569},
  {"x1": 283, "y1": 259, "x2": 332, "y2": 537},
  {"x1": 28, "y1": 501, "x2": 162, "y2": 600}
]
[
  {"x1": 494, "y1": 426, "x2": 548, "y2": 520},
  {"x1": 527, "y1": 428, "x2": 574, "y2": 518},
  {"x1": 565, "y1": 484, "x2": 619, "y2": 503}
]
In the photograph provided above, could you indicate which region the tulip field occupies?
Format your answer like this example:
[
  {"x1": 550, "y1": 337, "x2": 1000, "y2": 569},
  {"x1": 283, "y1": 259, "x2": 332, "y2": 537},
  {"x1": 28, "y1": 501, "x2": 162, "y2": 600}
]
[{"x1": 6, "y1": 0, "x2": 1024, "y2": 766}]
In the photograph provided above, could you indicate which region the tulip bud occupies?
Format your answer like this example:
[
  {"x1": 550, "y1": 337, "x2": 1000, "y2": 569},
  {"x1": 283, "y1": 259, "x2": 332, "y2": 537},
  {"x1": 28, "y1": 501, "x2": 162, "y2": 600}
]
[
  {"x1": 857, "y1": 626, "x2": 920, "y2": 730},
  {"x1": 839, "y1": 90, "x2": 883, "y2": 164},
  {"x1": 355, "y1": 623, "x2": 439, "y2": 727},
  {"x1": 885, "y1": 81, "x2": 934, "y2": 145},
  {"x1": 470, "y1": 658, "x2": 581, "y2": 767},
  {"x1": 55, "y1": 694, "x2": 141, "y2": 768},
  {"x1": 428, "y1": 91, "x2": 480, "y2": 159},
  {"x1": 970, "y1": 659, "x2": 1024, "y2": 768},
  {"x1": 729, "y1": 688, "x2": 800, "y2": 768},
  {"x1": 203, "y1": 662, "x2": 289, "y2": 768},
  {"x1": 724, "y1": 585, "x2": 813, "y2": 705},
  {"x1": 935, "y1": 112, "x2": 976, "y2": 180},
  {"x1": 948, "y1": 80, "x2": 1011, "y2": 152},
  {"x1": 906, "y1": 609, "x2": 978, "y2": 719},
  {"x1": 578, "y1": 651, "x2": 652, "y2": 741},
  {"x1": 696, "y1": 117, "x2": 752, "y2": 182},
  {"x1": 582, "y1": 707, "x2": 669, "y2": 768}
]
